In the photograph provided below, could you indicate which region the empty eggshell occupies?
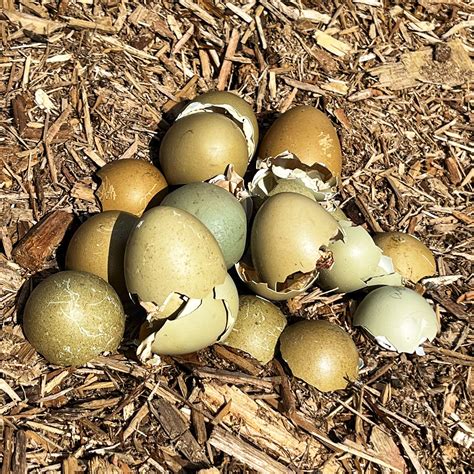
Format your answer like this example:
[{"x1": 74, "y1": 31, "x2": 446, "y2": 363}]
[
  {"x1": 224, "y1": 295, "x2": 287, "y2": 364},
  {"x1": 96, "y1": 159, "x2": 168, "y2": 216},
  {"x1": 159, "y1": 113, "x2": 249, "y2": 184},
  {"x1": 161, "y1": 182, "x2": 247, "y2": 269},
  {"x1": 251, "y1": 193, "x2": 340, "y2": 290},
  {"x1": 23, "y1": 271, "x2": 125, "y2": 366},
  {"x1": 124, "y1": 206, "x2": 227, "y2": 313},
  {"x1": 353, "y1": 286, "x2": 438, "y2": 354},
  {"x1": 280, "y1": 320, "x2": 359, "y2": 392},
  {"x1": 259, "y1": 106, "x2": 342, "y2": 177},
  {"x1": 65, "y1": 211, "x2": 138, "y2": 300},
  {"x1": 373, "y1": 231, "x2": 436, "y2": 283}
]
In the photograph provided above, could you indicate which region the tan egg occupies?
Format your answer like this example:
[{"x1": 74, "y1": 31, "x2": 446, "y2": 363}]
[
  {"x1": 65, "y1": 211, "x2": 138, "y2": 300},
  {"x1": 259, "y1": 106, "x2": 342, "y2": 177},
  {"x1": 96, "y1": 159, "x2": 168, "y2": 216},
  {"x1": 138, "y1": 274, "x2": 238, "y2": 356},
  {"x1": 124, "y1": 206, "x2": 227, "y2": 309},
  {"x1": 280, "y1": 320, "x2": 359, "y2": 392},
  {"x1": 191, "y1": 90, "x2": 259, "y2": 154},
  {"x1": 251, "y1": 193, "x2": 340, "y2": 289},
  {"x1": 373, "y1": 232, "x2": 436, "y2": 283},
  {"x1": 224, "y1": 295, "x2": 287, "y2": 364},
  {"x1": 159, "y1": 113, "x2": 249, "y2": 184}
]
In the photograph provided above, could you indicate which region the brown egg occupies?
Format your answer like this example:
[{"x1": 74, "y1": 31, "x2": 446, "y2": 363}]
[
  {"x1": 280, "y1": 320, "x2": 359, "y2": 392},
  {"x1": 159, "y1": 113, "x2": 249, "y2": 184},
  {"x1": 224, "y1": 295, "x2": 287, "y2": 364},
  {"x1": 65, "y1": 211, "x2": 138, "y2": 300},
  {"x1": 259, "y1": 106, "x2": 342, "y2": 177},
  {"x1": 251, "y1": 193, "x2": 340, "y2": 289},
  {"x1": 373, "y1": 232, "x2": 436, "y2": 283},
  {"x1": 96, "y1": 159, "x2": 168, "y2": 216}
]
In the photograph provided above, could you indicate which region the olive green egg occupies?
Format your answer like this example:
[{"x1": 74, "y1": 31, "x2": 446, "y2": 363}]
[
  {"x1": 268, "y1": 179, "x2": 315, "y2": 200},
  {"x1": 161, "y1": 182, "x2": 247, "y2": 268},
  {"x1": 23, "y1": 271, "x2": 125, "y2": 366}
]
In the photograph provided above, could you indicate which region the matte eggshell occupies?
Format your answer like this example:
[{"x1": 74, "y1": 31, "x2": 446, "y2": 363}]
[
  {"x1": 280, "y1": 320, "x2": 359, "y2": 392},
  {"x1": 159, "y1": 113, "x2": 249, "y2": 184},
  {"x1": 161, "y1": 182, "x2": 247, "y2": 269},
  {"x1": 96, "y1": 159, "x2": 168, "y2": 216},
  {"x1": 23, "y1": 271, "x2": 125, "y2": 366},
  {"x1": 353, "y1": 286, "x2": 438, "y2": 353},
  {"x1": 258, "y1": 106, "x2": 342, "y2": 177},
  {"x1": 124, "y1": 206, "x2": 227, "y2": 306},
  {"x1": 268, "y1": 179, "x2": 316, "y2": 200},
  {"x1": 65, "y1": 211, "x2": 138, "y2": 299},
  {"x1": 373, "y1": 232, "x2": 436, "y2": 283}
]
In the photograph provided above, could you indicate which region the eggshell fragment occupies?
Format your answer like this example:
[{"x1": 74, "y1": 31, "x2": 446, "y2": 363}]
[
  {"x1": 280, "y1": 320, "x2": 359, "y2": 392},
  {"x1": 353, "y1": 286, "x2": 439, "y2": 354},
  {"x1": 224, "y1": 295, "x2": 287, "y2": 364}
]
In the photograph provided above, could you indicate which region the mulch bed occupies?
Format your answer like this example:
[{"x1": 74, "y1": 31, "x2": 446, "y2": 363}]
[{"x1": 1, "y1": 0, "x2": 473, "y2": 472}]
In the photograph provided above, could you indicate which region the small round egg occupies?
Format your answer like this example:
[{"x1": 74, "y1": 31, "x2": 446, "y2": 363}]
[
  {"x1": 373, "y1": 232, "x2": 436, "y2": 283},
  {"x1": 161, "y1": 182, "x2": 247, "y2": 269},
  {"x1": 96, "y1": 159, "x2": 168, "y2": 216},
  {"x1": 353, "y1": 286, "x2": 438, "y2": 354},
  {"x1": 280, "y1": 320, "x2": 359, "y2": 392},
  {"x1": 65, "y1": 211, "x2": 139, "y2": 300},
  {"x1": 224, "y1": 295, "x2": 287, "y2": 364},
  {"x1": 23, "y1": 271, "x2": 125, "y2": 366},
  {"x1": 259, "y1": 106, "x2": 342, "y2": 177},
  {"x1": 159, "y1": 113, "x2": 249, "y2": 184}
]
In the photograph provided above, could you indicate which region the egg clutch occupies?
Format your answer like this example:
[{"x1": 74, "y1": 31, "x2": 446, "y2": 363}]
[{"x1": 22, "y1": 91, "x2": 439, "y2": 393}]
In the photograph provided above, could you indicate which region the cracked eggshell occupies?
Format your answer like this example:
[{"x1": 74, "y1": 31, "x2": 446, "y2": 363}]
[
  {"x1": 373, "y1": 232, "x2": 436, "y2": 283},
  {"x1": 353, "y1": 286, "x2": 438, "y2": 354},
  {"x1": 124, "y1": 206, "x2": 227, "y2": 309},
  {"x1": 224, "y1": 295, "x2": 287, "y2": 364},
  {"x1": 159, "y1": 113, "x2": 249, "y2": 185},
  {"x1": 161, "y1": 182, "x2": 247, "y2": 269},
  {"x1": 251, "y1": 193, "x2": 340, "y2": 289},
  {"x1": 280, "y1": 320, "x2": 359, "y2": 392},
  {"x1": 258, "y1": 106, "x2": 342, "y2": 177},
  {"x1": 318, "y1": 223, "x2": 386, "y2": 293},
  {"x1": 138, "y1": 274, "x2": 238, "y2": 356},
  {"x1": 23, "y1": 271, "x2": 125, "y2": 366},
  {"x1": 65, "y1": 211, "x2": 139, "y2": 300},
  {"x1": 96, "y1": 159, "x2": 168, "y2": 216}
]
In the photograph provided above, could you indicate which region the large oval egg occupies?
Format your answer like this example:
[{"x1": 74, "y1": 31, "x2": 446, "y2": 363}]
[{"x1": 259, "y1": 106, "x2": 342, "y2": 177}]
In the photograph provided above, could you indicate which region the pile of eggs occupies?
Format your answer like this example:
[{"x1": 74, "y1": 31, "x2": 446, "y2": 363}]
[{"x1": 23, "y1": 91, "x2": 439, "y2": 392}]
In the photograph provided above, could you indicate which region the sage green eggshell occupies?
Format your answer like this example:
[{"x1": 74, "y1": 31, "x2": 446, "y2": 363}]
[
  {"x1": 268, "y1": 179, "x2": 316, "y2": 200},
  {"x1": 124, "y1": 206, "x2": 227, "y2": 305},
  {"x1": 161, "y1": 182, "x2": 247, "y2": 268},
  {"x1": 353, "y1": 286, "x2": 438, "y2": 353},
  {"x1": 280, "y1": 320, "x2": 359, "y2": 392},
  {"x1": 159, "y1": 113, "x2": 249, "y2": 184},
  {"x1": 224, "y1": 295, "x2": 287, "y2": 364},
  {"x1": 23, "y1": 271, "x2": 125, "y2": 366}
]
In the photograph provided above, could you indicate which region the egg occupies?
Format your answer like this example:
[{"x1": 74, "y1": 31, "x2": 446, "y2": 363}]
[
  {"x1": 65, "y1": 211, "x2": 139, "y2": 300},
  {"x1": 125, "y1": 206, "x2": 227, "y2": 310},
  {"x1": 188, "y1": 90, "x2": 259, "y2": 157},
  {"x1": 251, "y1": 193, "x2": 340, "y2": 290},
  {"x1": 280, "y1": 320, "x2": 359, "y2": 392},
  {"x1": 353, "y1": 286, "x2": 438, "y2": 354},
  {"x1": 96, "y1": 159, "x2": 168, "y2": 216},
  {"x1": 223, "y1": 295, "x2": 287, "y2": 364},
  {"x1": 318, "y1": 222, "x2": 402, "y2": 293},
  {"x1": 268, "y1": 179, "x2": 316, "y2": 200},
  {"x1": 137, "y1": 274, "x2": 238, "y2": 356},
  {"x1": 159, "y1": 113, "x2": 249, "y2": 184},
  {"x1": 23, "y1": 271, "x2": 125, "y2": 366},
  {"x1": 258, "y1": 106, "x2": 342, "y2": 178},
  {"x1": 330, "y1": 207, "x2": 348, "y2": 222},
  {"x1": 373, "y1": 232, "x2": 436, "y2": 283},
  {"x1": 161, "y1": 182, "x2": 247, "y2": 269}
]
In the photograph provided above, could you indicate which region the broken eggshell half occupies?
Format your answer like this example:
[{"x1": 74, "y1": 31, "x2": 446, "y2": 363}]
[
  {"x1": 318, "y1": 221, "x2": 402, "y2": 293},
  {"x1": 137, "y1": 274, "x2": 238, "y2": 359}
]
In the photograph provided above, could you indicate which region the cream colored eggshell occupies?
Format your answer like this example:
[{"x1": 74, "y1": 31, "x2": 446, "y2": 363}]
[
  {"x1": 251, "y1": 193, "x2": 340, "y2": 288},
  {"x1": 353, "y1": 286, "x2": 438, "y2": 353}
]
